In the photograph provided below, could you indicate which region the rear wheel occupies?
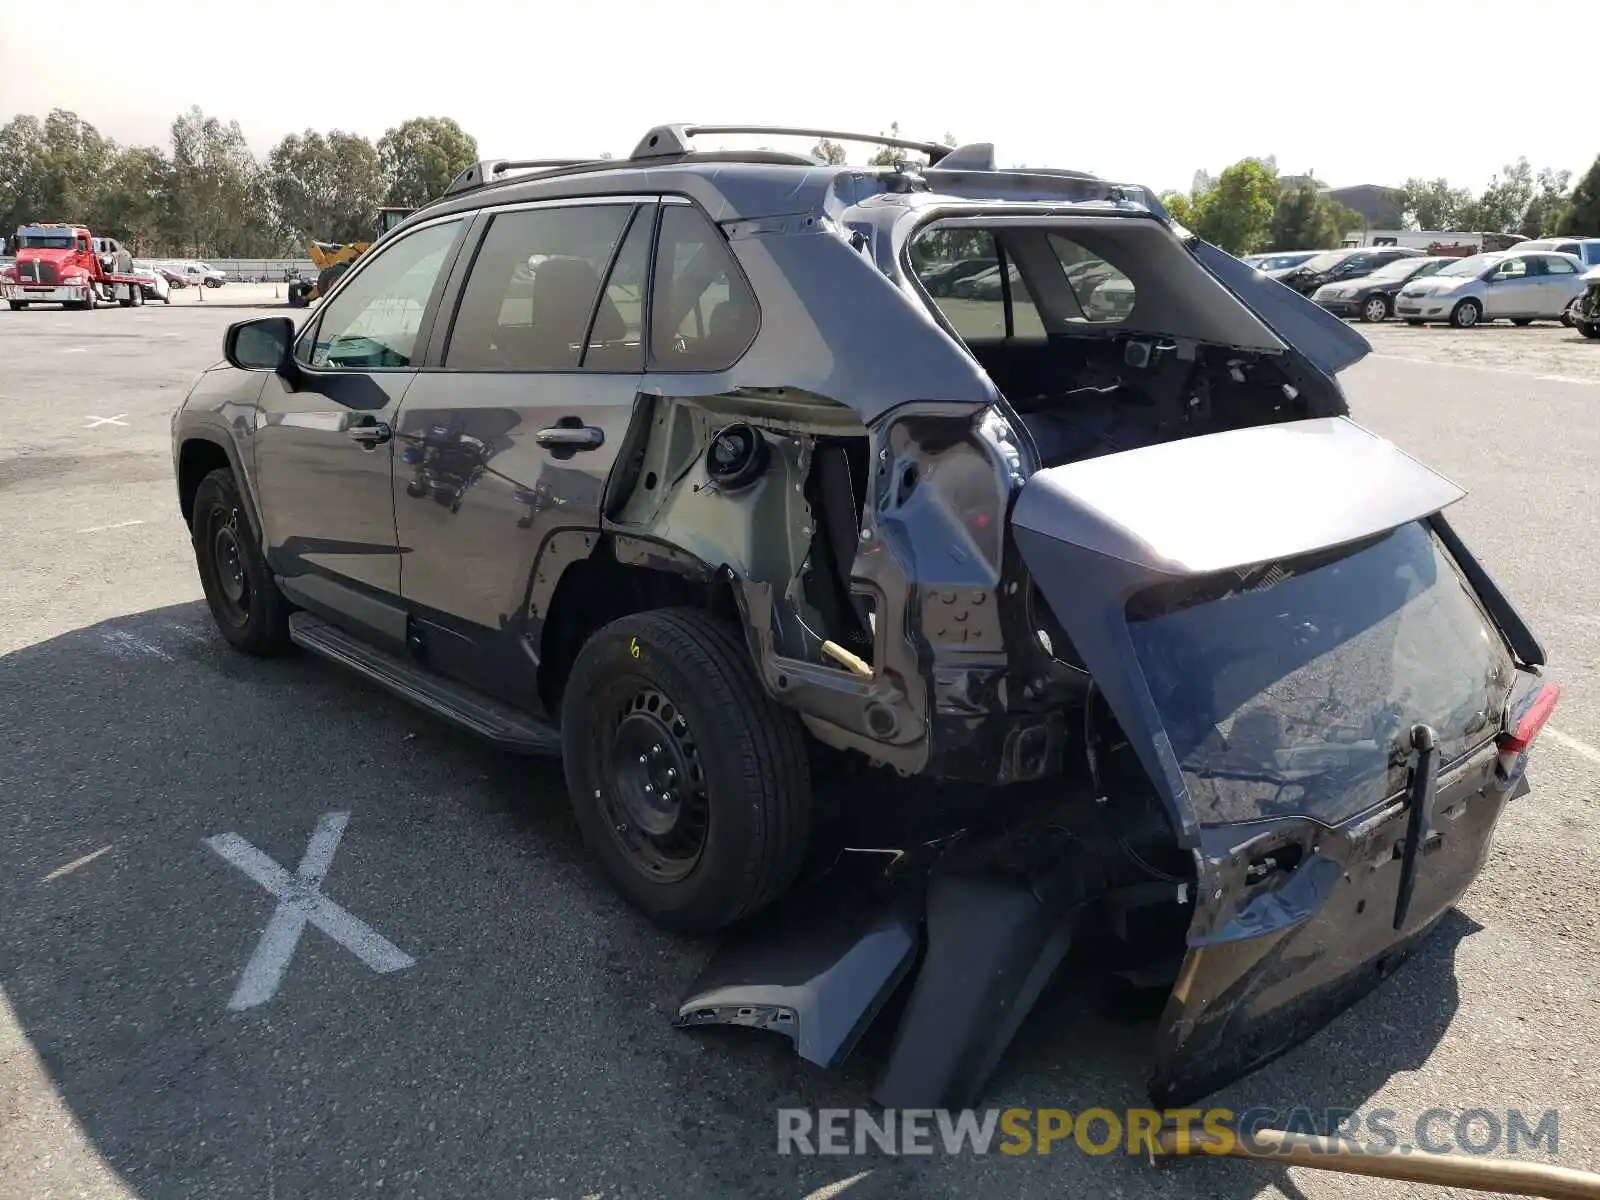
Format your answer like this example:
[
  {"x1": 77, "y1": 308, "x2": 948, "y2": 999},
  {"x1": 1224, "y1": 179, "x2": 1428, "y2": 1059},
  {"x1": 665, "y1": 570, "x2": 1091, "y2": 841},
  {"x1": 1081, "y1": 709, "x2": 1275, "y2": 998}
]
[
  {"x1": 1360, "y1": 294, "x2": 1390, "y2": 323},
  {"x1": 191, "y1": 468, "x2": 292, "y2": 656},
  {"x1": 1578, "y1": 322, "x2": 1600, "y2": 340},
  {"x1": 1449, "y1": 299, "x2": 1481, "y2": 329},
  {"x1": 560, "y1": 607, "x2": 812, "y2": 933}
]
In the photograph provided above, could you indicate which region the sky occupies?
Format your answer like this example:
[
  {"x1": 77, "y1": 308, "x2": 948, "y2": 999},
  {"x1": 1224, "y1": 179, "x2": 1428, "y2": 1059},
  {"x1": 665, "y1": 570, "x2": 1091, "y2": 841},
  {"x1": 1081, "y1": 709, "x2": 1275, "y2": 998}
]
[{"x1": 1, "y1": 0, "x2": 1593, "y2": 196}]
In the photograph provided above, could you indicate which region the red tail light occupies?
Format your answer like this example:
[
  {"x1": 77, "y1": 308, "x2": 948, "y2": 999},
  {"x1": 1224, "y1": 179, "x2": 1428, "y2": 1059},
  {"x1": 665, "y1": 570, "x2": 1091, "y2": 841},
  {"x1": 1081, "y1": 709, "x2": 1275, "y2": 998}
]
[{"x1": 1498, "y1": 682, "x2": 1560, "y2": 755}]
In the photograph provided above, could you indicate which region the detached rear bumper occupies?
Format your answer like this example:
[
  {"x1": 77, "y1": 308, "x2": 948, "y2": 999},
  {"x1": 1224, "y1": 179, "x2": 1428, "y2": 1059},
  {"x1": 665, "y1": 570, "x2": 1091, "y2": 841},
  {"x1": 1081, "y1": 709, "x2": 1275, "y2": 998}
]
[{"x1": 1151, "y1": 741, "x2": 1509, "y2": 1104}]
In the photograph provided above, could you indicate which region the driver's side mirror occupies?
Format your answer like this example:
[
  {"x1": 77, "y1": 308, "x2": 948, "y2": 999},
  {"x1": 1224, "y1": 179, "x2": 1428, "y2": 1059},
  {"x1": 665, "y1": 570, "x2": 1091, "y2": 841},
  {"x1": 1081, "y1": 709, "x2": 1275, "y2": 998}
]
[{"x1": 225, "y1": 316, "x2": 296, "y2": 373}]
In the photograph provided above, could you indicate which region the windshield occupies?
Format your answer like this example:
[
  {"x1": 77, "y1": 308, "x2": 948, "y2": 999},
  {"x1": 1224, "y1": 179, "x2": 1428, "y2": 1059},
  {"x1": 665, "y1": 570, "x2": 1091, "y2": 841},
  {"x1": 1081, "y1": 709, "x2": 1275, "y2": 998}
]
[
  {"x1": 1126, "y1": 521, "x2": 1514, "y2": 827},
  {"x1": 16, "y1": 232, "x2": 76, "y2": 250},
  {"x1": 1368, "y1": 258, "x2": 1426, "y2": 281},
  {"x1": 1295, "y1": 251, "x2": 1354, "y2": 274},
  {"x1": 1437, "y1": 253, "x2": 1500, "y2": 277}
]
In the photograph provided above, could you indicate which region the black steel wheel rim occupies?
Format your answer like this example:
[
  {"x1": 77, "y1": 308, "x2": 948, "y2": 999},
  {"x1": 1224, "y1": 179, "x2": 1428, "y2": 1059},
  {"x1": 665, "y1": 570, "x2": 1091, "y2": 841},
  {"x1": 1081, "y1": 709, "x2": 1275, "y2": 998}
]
[
  {"x1": 596, "y1": 684, "x2": 709, "y2": 883},
  {"x1": 207, "y1": 505, "x2": 251, "y2": 626}
]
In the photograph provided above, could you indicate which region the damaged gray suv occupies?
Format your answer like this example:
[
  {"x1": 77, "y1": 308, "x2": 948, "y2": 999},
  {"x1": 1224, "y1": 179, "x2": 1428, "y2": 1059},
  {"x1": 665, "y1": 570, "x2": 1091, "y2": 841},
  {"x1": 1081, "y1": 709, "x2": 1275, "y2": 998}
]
[{"x1": 172, "y1": 123, "x2": 1560, "y2": 1109}]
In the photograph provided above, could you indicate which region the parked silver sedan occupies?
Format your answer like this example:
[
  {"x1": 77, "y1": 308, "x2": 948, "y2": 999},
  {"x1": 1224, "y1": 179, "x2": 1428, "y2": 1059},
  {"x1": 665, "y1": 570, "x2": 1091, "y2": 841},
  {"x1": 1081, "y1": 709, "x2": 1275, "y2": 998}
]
[{"x1": 1394, "y1": 249, "x2": 1588, "y2": 328}]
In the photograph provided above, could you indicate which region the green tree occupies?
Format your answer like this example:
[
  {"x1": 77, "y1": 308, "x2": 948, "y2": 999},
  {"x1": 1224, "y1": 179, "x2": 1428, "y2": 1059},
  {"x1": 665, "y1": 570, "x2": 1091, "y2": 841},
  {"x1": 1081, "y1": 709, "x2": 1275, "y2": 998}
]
[
  {"x1": 1519, "y1": 167, "x2": 1572, "y2": 238},
  {"x1": 810, "y1": 138, "x2": 847, "y2": 165},
  {"x1": 268, "y1": 129, "x2": 388, "y2": 245},
  {"x1": 88, "y1": 146, "x2": 171, "y2": 252},
  {"x1": 1193, "y1": 157, "x2": 1278, "y2": 254},
  {"x1": 1556, "y1": 155, "x2": 1600, "y2": 235},
  {"x1": 377, "y1": 116, "x2": 478, "y2": 209},
  {"x1": 1461, "y1": 157, "x2": 1535, "y2": 233},
  {"x1": 167, "y1": 106, "x2": 276, "y2": 256},
  {"x1": 1270, "y1": 178, "x2": 1347, "y2": 250},
  {"x1": 1397, "y1": 177, "x2": 1472, "y2": 231},
  {"x1": 1160, "y1": 190, "x2": 1197, "y2": 228}
]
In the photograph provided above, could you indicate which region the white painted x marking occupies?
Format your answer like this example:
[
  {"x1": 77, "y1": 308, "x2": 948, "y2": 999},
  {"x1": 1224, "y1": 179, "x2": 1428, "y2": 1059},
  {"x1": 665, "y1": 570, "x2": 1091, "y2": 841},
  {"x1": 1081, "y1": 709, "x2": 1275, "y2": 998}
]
[
  {"x1": 205, "y1": 812, "x2": 414, "y2": 1010},
  {"x1": 84, "y1": 414, "x2": 128, "y2": 428}
]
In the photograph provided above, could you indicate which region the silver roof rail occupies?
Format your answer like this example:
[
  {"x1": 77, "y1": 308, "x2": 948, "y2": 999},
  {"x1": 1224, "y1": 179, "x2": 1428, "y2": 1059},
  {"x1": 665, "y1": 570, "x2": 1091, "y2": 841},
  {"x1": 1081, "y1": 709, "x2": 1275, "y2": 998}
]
[{"x1": 630, "y1": 124, "x2": 954, "y2": 163}]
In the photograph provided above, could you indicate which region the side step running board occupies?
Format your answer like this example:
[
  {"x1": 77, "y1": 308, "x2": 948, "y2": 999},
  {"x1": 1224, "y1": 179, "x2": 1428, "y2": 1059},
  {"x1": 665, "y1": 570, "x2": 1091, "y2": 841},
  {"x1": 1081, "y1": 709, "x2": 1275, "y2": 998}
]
[{"x1": 288, "y1": 613, "x2": 562, "y2": 755}]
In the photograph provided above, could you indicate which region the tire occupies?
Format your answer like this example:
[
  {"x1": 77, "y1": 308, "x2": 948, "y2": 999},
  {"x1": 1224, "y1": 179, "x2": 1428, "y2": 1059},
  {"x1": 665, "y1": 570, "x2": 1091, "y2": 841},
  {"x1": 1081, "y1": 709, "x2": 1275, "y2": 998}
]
[
  {"x1": 1404, "y1": 318, "x2": 1424, "y2": 326},
  {"x1": 1578, "y1": 322, "x2": 1600, "y2": 340},
  {"x1": 162, "y1": 293, "x2": 171, "y2": 305},
  {"x1": 1511, "y1": 318, "x2": 1533, "y2": 327},
  {"x1": 1359, "y1": 294, "x2": 1390, "y2": 323},
  {"x1": 191, "y1": 468, "x2": 292, "y2": 656},
  {"x1": 560, "y1": 607, "x2": 812, "y2": 933},
  {"x1": 6, "y1": 301, "x2": 24, "y2": 311},
  {"x1": 1449, "y1": 299, "x2": 1481, "y2": 329}
]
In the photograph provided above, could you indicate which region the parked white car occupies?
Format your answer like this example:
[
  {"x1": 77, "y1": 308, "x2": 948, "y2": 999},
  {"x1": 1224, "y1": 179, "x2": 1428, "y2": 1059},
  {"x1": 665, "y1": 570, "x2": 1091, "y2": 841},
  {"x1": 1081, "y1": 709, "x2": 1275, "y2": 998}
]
[
  {"x1": 1393, "y1": 249, "x2": 1587, "y2": 328},
  {"x1": 130, "y1": 262, "x2": 171, "y2": 304},
  {"x1": 163, "y1": 260, "x2": 227, "y2": 288}
]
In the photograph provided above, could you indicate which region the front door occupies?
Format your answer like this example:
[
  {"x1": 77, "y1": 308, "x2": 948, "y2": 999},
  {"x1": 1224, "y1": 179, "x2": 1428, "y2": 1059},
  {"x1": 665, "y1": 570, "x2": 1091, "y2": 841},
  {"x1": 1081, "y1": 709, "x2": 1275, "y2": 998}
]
[
  {"x1": 1481, "y1": 256, "x2": 1538, "y2": 318},
  {"x1": 393, "y1": 199, "x2": 654, "y2": 699},
  {"x1": 253, "y1": 215, "x2": 468, "y2": 645}
]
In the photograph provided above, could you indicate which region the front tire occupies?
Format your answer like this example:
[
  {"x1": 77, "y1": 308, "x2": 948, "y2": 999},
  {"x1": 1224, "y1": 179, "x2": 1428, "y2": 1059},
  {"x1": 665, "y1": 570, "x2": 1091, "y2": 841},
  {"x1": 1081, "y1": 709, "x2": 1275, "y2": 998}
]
[
  {"x1": 1450, "y1": 299, "x2": 1481, "y2": 329},
  {"x1": 6, "y1": 301, "x2": 25, "y2": 311},
  {"x1": 1360, "y1": 294, "x2": 1390, "y2": 323},
  {"x1": 560, "y1": 607, "x2": 812, "y2": 933},
  {"x1": 1578, "y1": 322, "x2": 1600, "y2": 340},
  {"x1": 191, "y1": 468, "x2": 292, "y2": 655}
]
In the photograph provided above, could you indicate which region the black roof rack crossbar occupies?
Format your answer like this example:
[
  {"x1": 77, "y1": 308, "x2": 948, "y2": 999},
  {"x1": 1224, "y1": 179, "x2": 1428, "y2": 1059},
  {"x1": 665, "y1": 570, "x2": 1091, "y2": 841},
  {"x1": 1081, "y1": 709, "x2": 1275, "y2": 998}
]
[
  {"x1": 630, "y1": 124, "x2": 953, "y2": 164},
  {"x1": 442, "y1": 158, "x2": 598, "y2": 198}
]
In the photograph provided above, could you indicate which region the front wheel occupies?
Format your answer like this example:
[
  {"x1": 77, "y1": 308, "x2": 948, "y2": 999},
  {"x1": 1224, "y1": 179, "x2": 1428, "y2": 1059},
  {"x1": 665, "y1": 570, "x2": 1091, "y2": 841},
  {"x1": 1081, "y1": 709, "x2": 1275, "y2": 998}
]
[
  {"x1": 560, "y1": 608, "x2": 812, "y2": 933},
  {"x1": 191, "y1": 468, "x2": 292, "y2": 655},
  {"x1": 1450, "y1": 299, "x2": 1481, "y2": 329},
  {"x1": 6, "y1": 301, "x2": 25, "y2": 311},
  {"x1": 1360, "y1": 294, "x2": 1390, "y2": 323},
  {"x1": 1578, "y1": 321, "x2": 1600, "y2": 340}
]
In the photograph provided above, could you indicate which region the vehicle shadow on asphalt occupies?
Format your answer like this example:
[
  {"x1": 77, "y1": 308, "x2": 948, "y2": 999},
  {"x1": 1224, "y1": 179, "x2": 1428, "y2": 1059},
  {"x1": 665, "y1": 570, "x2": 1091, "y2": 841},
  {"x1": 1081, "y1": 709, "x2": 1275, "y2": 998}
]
[{"x1": 0, "y1": 603, "x2": 1476, "y2": 1200}]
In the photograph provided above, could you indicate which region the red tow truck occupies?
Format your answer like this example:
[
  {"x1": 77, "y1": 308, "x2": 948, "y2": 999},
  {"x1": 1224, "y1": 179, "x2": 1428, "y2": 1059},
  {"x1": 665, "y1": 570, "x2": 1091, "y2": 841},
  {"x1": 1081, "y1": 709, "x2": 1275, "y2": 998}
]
[{"x1": 1, "y1": 223, "x2": 153, "y2": 310}]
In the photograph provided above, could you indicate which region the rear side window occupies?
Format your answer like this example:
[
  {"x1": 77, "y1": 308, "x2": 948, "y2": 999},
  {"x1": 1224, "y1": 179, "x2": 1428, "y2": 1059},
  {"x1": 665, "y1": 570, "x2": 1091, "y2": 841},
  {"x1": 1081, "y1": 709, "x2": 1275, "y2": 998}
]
[
  {"x1": 447, "y1": 205, "x2": 632, "y2": 371},
  {"x1": 648, "y1": 205, "x2": 759, "y2": 371},
  {"x1": 1542, "y1": 256, "x2": 1577, "y2": 275},
  {"x1": 911, "y1": 230, "x2": 1045, "y2": 340},
  {"x1": 1048, "y1": 234, "x2": 1134, "y2": 324}
]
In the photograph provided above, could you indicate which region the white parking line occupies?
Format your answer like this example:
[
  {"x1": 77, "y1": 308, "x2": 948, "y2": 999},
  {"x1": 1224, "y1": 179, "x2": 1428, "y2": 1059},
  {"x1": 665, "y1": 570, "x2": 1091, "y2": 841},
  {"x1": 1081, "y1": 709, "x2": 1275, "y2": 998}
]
[
  {"x1": 1544, "y1": 727, "x2": 1600, "y2": 767},
  {"x1": 63, "y1": 347, "x2": 87, "y2": 354},
  {"x1": 1370, "y1": 353, "x2": 1600, "y2": 386},
  {"x1": 76, "y1": 519, "x2": 145, "y2": 534},
  {"x1": 41, "y1": 844, "x2": 114, "y2": 883},
  {"x1": 206, "y1": 812, "x2": 415, "y2": 1011}
]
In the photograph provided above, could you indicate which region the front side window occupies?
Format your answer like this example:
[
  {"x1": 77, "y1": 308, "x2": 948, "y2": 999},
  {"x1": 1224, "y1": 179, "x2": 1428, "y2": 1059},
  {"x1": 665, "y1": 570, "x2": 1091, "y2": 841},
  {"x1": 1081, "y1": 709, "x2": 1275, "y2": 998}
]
[
  {"x1": 446, "y1": 204, "x2": 634, "y2": 371},
  {"x1": 302, "y1": 219, "x2": 462, "y2": 370},
  {"x1": 648, "y1": 205, "x2": 759, "y2": 371},
  {"x1": 1494, "y1": 258, "x2": 1530, "y2": 279}
]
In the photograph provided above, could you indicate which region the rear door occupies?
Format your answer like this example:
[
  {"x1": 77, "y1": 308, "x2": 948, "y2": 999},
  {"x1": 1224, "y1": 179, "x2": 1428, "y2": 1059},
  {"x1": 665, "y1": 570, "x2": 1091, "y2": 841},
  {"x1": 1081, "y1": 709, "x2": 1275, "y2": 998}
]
[
  {"x1": 392, "y1": 197, "x2": 654, "y2": 699},
  {"x1": 1537, "y1": 254, "x2": 1583, "y2": 313}
]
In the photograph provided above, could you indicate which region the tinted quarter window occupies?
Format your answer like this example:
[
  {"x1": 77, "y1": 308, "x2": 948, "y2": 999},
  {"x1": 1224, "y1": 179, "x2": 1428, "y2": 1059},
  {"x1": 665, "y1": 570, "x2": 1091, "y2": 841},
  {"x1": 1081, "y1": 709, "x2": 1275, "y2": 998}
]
[
  {"x1": 583, "y1": 206, "x2": 652, "y2": 372},
  {"x1": 648, "y1": 205, "x2": 759, "y2": 371},
  {"x1": 447, "y1": 204, "x2": 631, "y2": 371},
  {"x1": 302, "y1": 219, "x2": 462, "y2": 369}
]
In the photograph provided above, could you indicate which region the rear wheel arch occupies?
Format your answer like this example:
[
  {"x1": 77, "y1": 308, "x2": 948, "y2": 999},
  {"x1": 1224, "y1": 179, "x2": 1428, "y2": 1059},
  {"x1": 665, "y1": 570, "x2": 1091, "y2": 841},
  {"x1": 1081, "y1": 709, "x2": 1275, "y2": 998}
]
[{"x1": 534, "y1": 535, "x2": 740, "y2": 714}]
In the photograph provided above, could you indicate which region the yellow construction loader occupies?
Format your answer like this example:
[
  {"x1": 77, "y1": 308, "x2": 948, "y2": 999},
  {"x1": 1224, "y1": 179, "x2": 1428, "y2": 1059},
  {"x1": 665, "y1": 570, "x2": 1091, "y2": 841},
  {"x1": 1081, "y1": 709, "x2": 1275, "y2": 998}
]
[{"x1": 286, "y1": 206, "x2": 413, "y2": 307}]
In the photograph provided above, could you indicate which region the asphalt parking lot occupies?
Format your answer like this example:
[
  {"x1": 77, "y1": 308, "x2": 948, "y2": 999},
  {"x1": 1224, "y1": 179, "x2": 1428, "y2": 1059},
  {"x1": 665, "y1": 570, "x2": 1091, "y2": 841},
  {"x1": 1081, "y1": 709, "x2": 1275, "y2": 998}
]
[{"x1": 2, "y1": 286, "x2": 1598, "y2": 1200}]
